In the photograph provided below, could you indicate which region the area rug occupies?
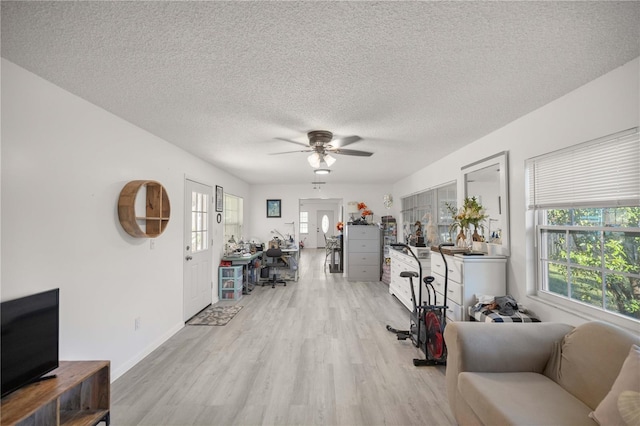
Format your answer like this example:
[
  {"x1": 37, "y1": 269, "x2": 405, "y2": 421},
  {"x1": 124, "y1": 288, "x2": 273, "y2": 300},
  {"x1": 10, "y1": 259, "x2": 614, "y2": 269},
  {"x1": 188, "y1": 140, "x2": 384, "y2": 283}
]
[{"x1": 187, "y1": 305, "x2": 243, "y2": 326}]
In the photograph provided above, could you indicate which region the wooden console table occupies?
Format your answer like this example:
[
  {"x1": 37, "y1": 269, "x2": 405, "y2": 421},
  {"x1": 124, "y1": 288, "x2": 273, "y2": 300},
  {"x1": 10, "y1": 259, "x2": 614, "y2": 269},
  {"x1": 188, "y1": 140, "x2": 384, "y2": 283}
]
[{"x1": 1, "y1": 360, "x2": 110, "y2": 426}]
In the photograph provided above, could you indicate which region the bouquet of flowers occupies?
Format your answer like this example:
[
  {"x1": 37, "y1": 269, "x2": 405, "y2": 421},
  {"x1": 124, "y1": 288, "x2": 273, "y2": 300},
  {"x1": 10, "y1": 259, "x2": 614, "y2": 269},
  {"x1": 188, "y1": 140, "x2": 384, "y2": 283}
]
[
  {"x1": 447, "y1": 196, "x2": 488, "y2": 241},
  {"x1": 353, "y1": 202, "x2": 373, "y2": 224},
  {"x1": 336, "y1": 221, "x2": 344, "y2": 232}
]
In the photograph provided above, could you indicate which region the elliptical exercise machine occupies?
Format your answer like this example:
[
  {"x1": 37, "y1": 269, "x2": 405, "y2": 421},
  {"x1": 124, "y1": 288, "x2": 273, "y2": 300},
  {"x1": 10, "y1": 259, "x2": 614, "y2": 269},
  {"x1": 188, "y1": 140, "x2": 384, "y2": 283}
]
[{"x1": 386, "y1": 242, "x2": 454, "y2": 366}]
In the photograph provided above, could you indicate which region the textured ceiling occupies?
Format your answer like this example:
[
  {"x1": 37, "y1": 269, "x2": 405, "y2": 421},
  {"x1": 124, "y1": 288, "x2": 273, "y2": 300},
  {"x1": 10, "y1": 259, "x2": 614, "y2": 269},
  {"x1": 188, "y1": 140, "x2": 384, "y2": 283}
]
[{"x1": 2, "y1": 1, "x2": 639, "y2": 185}]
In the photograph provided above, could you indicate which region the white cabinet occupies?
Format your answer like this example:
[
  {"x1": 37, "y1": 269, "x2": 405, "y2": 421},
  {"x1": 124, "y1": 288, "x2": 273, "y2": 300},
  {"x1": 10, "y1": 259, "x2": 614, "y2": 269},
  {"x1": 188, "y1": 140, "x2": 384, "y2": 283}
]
[
  {"x1": 430, "y1": 250, "x2": 506, "y2": 322},
  {"x1": 345, "y1": 225, "x2": 381, "y2": 281},
  {"x1": 389, "y1": 248, "x2": 431, "y2": 311}
]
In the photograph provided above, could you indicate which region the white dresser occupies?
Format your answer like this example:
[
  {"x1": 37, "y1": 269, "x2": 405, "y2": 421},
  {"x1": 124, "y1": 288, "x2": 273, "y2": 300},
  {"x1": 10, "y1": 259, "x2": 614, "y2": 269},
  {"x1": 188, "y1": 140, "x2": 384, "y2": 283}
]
[
  {"x1": 389, "y1": 248, "x2": 431, "y2": 311},
  {"x1": 345, "y1": 224, "x2": 381, "y2": 281},
  {"x1": 430, "y1": 250, "x2": 506, "y2": 322}
]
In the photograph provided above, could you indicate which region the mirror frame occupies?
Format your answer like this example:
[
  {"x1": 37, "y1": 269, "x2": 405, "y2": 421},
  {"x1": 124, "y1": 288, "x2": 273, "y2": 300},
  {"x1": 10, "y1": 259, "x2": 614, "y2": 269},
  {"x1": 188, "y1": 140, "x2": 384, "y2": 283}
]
[{"x1": 462, "y1": 151, "x2": 510, "y2": 256}]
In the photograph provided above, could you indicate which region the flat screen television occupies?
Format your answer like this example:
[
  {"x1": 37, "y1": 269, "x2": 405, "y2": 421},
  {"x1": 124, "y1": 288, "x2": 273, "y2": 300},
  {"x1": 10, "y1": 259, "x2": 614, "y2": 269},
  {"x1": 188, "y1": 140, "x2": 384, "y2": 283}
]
[{"x1": 1, "y1": 288, "x2": 59, "y2": 397}]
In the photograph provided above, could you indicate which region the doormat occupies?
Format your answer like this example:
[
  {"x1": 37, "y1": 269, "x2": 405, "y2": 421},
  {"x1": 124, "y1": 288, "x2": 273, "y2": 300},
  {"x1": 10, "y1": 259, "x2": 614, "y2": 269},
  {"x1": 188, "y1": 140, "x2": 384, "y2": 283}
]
[{"x1": 187, "y1": 305, "x2": 243, "y2": 326}]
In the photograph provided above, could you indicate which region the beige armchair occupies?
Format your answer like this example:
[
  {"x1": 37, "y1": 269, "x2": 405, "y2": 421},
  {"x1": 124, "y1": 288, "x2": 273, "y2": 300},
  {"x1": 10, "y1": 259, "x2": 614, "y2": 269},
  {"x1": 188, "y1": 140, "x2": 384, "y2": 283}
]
[{"x1": 444, "y1": 321, "x2": 639, "y2": 426}]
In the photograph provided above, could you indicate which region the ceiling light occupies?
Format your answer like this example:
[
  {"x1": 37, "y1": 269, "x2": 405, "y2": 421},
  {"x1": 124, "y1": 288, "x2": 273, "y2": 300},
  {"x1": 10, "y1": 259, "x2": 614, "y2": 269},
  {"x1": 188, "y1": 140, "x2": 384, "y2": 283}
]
[
  {"x1": 324, "y1": 154, "x2": 336, "y2": 167},
  {"x1": 314, "y1": 168, "x2": 331, "y2": 175},
  {"x1": 307, "y1": 152, "x2": 321, "y2": 168},
  {"x1": 308, "y1": 152, "x2": 337, "y2": 169}
]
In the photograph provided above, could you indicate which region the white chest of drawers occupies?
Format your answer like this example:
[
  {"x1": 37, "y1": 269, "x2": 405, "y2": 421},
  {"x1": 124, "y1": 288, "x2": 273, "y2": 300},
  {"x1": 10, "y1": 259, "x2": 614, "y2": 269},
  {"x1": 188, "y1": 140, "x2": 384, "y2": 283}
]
[
  {"x1": 430, "y1": 250, "x2": 506, "y2": 322},
  {"x1": 389, "y1": 248, "x2": 431, "y2": 311},
  {"x1": 345, "y1": 224, "x2": 381, "y2": 281}
]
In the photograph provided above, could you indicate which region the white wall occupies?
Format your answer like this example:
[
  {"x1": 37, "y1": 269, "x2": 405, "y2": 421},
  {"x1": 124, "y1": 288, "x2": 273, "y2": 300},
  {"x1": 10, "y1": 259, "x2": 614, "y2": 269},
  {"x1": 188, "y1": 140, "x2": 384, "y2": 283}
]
[
  {"x1": 1, "y1": 59, "x2": 250, "y2": 380},
  {"x1": 393, "y1": 57, "x2": 639, "y2": 327},
  {"x1": 248, "y1": 183, "x2": 393, "y2": 248}
]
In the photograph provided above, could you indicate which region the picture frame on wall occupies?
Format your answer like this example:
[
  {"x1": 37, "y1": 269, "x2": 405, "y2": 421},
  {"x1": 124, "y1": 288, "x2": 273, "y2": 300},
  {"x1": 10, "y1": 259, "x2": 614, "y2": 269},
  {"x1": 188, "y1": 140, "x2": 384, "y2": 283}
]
[
  {"x1": 266, "y1": 199, "x2": 281, "y2": 218},
  {"x1": 215, "y1": 185, "x2": 223, "y2": 212}
]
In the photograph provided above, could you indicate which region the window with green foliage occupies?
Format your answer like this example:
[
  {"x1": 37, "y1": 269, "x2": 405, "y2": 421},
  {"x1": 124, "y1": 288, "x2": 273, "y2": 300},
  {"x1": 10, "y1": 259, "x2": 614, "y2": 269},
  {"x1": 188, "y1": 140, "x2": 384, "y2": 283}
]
[
  {"x1": 538, "y1": 207, "x2": 640, "y2": 320},
  {"x1": 527, "y1": 128, "x2": 639, "y2": 323}
]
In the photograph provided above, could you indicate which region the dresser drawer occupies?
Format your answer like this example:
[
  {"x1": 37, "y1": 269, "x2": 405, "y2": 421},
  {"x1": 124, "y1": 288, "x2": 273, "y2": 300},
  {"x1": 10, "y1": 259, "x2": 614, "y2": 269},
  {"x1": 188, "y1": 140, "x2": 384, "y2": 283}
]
[
  {"x1": 431, "y1": 254, "x2": 462, "y2": 283},
  {"x1": 431, "y1": 275, "x2": 462, "y2": 305},
  {"x1": 348, "y1": 239, "x2": 379, "y2": 253},
  {"x1": 348, "y1": 226, "x2": 380, "y2": 239},
  {"x1": 445, "y1": 300, "x2": 463, "y2": 322},
  {"x1": 349, "y1": 252, "x2": 379, "y2": 265},
  {"x1": 390, "y1": 277, "x2": 411, "y2": 305},
  {"x1": 347, "y1": 266, "x2": 379, "y2": 281},
  {"x1": 394, "y1": 254, "x2": 415, "y2": 270}
]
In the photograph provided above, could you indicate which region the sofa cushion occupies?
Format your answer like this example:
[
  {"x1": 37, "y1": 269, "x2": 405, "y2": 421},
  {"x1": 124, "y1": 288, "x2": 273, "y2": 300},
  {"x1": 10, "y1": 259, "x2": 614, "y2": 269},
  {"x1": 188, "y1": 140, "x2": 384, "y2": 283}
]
[
  {"x1": 459, "y1": 371, "x2": 596, "y2": 426},
  {"x1": 553, "y1": 322, "x2": 640, "y2": 410},
  {"x1": 590, "y1": 344, "x2": 640, "y2": 425}
]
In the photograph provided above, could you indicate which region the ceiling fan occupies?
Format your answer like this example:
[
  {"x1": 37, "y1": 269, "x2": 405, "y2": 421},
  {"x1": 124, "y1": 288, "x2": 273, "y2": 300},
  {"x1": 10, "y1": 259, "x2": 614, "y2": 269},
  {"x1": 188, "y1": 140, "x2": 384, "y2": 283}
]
[{"x1": 270, "y1": 130, "x2": 373, "y2": 169}]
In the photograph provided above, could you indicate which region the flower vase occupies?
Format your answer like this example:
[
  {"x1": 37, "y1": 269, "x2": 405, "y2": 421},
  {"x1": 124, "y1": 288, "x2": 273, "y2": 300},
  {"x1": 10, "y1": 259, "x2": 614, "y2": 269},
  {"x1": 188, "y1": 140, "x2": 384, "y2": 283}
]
[
  {"x1": 456, "y1": 227, "x2": 467, "y2": 248},
  {"x1": 465, "y1": 228, "x2": 474, "y2": 249},
  {"x1": 472, "y1": 226, "x2": 482, "y2": 242}
]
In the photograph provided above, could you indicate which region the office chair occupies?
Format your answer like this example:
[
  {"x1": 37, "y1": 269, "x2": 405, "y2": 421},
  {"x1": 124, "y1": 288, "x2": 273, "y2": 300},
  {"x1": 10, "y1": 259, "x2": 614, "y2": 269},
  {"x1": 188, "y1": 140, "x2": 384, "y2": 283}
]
[
  {"x1": 264, "y1": 247, "x2": 287, "y2": 288},
  {"x1": 324, "y1": 234, "x2": 340, "y2": 269}
]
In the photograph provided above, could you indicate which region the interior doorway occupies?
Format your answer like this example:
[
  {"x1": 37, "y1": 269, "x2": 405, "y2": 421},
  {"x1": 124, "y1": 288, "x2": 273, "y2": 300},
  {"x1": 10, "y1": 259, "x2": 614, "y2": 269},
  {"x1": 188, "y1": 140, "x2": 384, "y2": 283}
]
[{"x1": 299, "y1": 198, "x2": 342, "y2": 249}]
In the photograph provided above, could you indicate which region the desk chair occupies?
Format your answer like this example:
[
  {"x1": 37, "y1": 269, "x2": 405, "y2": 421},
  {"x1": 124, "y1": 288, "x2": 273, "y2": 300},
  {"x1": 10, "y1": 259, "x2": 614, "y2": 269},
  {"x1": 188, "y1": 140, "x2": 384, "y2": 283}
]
[
  {"x1": 324, "y1": 234, "x2": 340, "y2": 269},
  {"x1": 264, "y1": 247, "x2": 287, "y2": 288}
]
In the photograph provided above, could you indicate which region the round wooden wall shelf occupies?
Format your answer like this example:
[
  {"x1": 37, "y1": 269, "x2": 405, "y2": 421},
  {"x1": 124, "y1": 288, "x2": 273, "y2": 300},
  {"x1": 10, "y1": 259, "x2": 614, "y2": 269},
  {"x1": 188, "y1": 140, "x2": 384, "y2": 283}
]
[{"x1": 118, "y1": 180, "x2": 170, "y2": 238}]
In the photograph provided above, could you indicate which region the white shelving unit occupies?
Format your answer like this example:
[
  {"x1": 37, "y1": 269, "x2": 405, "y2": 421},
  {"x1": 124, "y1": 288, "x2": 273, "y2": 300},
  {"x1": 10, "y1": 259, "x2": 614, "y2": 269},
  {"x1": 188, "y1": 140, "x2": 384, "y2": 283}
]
[{"x1": 219, "y1": 265, "x2": 243, "y2": 301}]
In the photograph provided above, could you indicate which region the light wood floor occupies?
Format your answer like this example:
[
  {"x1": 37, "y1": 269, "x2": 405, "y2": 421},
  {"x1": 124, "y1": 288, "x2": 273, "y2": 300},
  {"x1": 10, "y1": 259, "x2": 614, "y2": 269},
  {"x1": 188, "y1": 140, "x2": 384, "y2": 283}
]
[{"x1": 111, "y1": 249, "x2": 456, "y2": 426}]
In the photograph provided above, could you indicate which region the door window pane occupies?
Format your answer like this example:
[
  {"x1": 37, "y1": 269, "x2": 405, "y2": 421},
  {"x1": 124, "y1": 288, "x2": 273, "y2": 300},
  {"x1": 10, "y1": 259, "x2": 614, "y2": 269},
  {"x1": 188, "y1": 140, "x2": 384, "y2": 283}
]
[
  {"x1": 321, "y1": 215, "x2": 329, "y2": 233},
  {"x1": 191, "y1": 191, "x2": 209, "y2": 253}
]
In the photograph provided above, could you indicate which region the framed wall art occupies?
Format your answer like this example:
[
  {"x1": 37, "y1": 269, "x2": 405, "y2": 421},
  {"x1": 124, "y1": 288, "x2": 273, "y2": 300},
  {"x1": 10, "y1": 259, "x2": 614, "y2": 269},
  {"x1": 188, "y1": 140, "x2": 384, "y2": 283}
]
[
  {"x1": 266, "y1": 199, "x2": 281, "y2": 218},
  {"x1": 215, "y1": 185, "x2": 223, "y2": 212}
]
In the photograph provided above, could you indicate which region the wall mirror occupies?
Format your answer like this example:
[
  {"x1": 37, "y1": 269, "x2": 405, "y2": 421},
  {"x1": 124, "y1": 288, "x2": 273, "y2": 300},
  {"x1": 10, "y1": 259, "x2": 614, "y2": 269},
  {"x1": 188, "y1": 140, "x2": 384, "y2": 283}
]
[{"x1": 462, "y1": 151, "x2": 510, "y2": 256}]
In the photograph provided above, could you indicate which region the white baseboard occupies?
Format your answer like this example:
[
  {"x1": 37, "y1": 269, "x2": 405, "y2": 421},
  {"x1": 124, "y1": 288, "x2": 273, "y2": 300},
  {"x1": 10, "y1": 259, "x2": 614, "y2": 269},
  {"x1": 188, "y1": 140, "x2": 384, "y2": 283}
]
[{"x1": 110, "y1": 321, "x2": 184, "y2": 382}]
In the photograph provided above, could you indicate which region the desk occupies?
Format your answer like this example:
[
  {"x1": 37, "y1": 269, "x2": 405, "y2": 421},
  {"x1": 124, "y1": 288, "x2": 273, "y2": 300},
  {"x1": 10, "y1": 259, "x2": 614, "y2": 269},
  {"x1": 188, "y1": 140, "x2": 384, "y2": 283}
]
[
  {"x1": 261, "y1": 245, "x2": 299, "y2": 282},
  {"x1": 221, "y1": 252, "x2": 262, "y2": 293}
]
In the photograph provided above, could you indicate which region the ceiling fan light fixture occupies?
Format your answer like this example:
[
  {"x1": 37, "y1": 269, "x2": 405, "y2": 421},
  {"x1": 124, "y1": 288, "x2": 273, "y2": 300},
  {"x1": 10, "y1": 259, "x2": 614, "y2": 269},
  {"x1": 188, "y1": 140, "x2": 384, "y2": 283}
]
[
  {"x1": 307, "y1": 152, "x2": 322, "y2": 168},
  {"x1": 314, "y1": 168, "x2": 331, "y2": 175},
  {"x1": 324, "y1": 153, "x2": 336, "y2": 167}
]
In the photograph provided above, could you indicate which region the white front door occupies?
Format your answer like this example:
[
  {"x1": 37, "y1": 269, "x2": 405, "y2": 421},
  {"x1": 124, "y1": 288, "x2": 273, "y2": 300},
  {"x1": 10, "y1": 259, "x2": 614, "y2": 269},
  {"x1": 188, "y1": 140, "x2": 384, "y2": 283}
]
[
  {"x1": 316, "y1": 210, "x2": 335, "y2": 248},
  {"x1": 183, "y1": 179, "x2": 213, "y2": 321}
]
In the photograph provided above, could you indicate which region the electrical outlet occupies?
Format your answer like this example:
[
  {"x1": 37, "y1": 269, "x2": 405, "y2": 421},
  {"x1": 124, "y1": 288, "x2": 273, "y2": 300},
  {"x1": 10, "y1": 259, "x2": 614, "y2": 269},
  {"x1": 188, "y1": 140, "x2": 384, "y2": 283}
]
[
  {"x1": 135, "y1": 317, "x2": 141, "y2": 330},
  {"x1": 150, "y1": 240, "x2": 155, "y2": 250}
]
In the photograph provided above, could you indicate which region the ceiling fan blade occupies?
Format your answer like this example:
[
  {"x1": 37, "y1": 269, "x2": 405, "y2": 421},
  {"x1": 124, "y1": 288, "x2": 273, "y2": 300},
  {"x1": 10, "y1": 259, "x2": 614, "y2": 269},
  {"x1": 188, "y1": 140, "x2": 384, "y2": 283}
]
[
  {"x1": 274, "y1": 137, "x2": 310, "y2": 148},
  {"x1": 331, "y1": 135, "x2": 362, "y2": 148},
  {"x1": 329, "y1": 148, "x2": 373, "y2": 157},
  {"x1": 269, "y1": 149, "x2": 312, "y2": 155}
]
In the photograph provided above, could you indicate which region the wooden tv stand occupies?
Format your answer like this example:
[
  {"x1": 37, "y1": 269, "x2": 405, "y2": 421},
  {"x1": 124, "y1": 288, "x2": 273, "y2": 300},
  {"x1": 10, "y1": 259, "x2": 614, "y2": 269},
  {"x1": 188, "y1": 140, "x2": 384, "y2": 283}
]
[{"x1": 1, "y1": 360, "x2": 110, "y2": 426}]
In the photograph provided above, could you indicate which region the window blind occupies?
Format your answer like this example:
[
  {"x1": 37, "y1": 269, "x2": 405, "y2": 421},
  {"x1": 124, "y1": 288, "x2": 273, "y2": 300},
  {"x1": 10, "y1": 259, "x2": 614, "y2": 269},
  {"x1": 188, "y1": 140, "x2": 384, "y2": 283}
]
[{"x1": 526, "y1": 128, "x2": 639, "y2": 209}]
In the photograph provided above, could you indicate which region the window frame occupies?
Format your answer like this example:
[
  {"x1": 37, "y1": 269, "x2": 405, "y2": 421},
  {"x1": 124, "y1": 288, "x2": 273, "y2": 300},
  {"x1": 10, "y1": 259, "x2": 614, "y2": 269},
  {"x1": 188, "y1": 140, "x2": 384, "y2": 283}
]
[
  {"x1": 299, "y1": 211, "x2": 309, "y2": 235},
  {"x1": 223, "y1": 193, "x2": 243, "y2": 244},
  {"x1": 401, "y1": 181, "x2": 456, "y2": 244},
  {"x1": 527, "y1": 128, "x2": 639, "y2": 330}
]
